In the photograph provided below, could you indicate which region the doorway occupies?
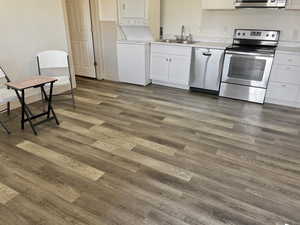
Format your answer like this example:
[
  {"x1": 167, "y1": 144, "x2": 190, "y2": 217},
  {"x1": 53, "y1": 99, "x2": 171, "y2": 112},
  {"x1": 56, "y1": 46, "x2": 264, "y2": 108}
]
[{"x1": 65, "y1": 0, "x2": 98, "y2": 79}]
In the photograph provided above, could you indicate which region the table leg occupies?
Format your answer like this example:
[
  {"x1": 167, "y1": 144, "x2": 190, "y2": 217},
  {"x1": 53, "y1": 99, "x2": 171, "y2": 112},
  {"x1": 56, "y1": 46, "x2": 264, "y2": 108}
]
[
  {"x1": 0, "y1": 119, "x2": 10, "y2": 134},
  {"x1": 15, "y1": 90, "x2": 38, "y2": 135},
  {"x1": 21, "y1": 90, "x2": 25, "y2": 130},
  {"x1": 47, "y1": 83, "x2": 53, "y2": 119},
  {"x1": 41, "y1": 84, "x2": 59, "y2": 125}
]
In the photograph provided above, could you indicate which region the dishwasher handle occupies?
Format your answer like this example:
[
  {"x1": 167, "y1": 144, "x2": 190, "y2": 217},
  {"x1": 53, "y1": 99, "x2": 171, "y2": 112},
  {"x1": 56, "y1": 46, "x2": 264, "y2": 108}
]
[{"x1": 202, "y1": 52, "x2": 212, "y2": 57}]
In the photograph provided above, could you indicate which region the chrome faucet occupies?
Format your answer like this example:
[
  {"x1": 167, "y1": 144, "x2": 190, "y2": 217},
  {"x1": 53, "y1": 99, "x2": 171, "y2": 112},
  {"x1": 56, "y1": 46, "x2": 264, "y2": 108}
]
[{"x1": 181, "y1": 25, "x2": 185, "y2": 40}]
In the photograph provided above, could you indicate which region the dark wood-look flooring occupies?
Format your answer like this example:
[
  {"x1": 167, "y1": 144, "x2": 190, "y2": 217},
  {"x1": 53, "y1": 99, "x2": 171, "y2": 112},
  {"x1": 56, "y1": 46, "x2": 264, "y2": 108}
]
[{"x1": 1, "y1": 77, "x2": 300, "y2": 225}]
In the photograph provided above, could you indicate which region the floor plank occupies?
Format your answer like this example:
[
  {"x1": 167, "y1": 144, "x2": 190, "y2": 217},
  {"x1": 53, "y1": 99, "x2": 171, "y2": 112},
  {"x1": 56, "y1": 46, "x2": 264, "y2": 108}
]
[
  {"x1": 0, "y1": 183, "x2": 18, "y2": 205},
  {"x1": 16, "y1": 141, "x2": 105, "y2": 181},
  {"x1": 0, "y1": 77, "x2": 300, "y2": 225}
]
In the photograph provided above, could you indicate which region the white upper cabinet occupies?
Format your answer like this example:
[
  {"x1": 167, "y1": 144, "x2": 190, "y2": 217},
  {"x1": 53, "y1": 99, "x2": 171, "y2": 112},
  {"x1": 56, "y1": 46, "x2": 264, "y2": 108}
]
[
  {"x1": 286, "y1": 0, "x2": 300, "y2": 9},
  {"x1": 202, "y1": 0, "x2": 234, "y2": 10}
]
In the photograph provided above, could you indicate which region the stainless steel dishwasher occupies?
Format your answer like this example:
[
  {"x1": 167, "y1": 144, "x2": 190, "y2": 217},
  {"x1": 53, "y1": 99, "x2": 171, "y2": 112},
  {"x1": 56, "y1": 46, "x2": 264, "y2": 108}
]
[{"x1": 190, "y1": 48, "x2": 225, "y2": 94}]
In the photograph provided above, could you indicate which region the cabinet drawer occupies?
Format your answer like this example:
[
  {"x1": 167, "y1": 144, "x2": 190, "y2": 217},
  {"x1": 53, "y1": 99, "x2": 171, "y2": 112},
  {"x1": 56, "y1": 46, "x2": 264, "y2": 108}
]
[
  {"x1": 267, "y1": 82, "x2": 299, "y2": 101},
  {"x1": 270, "y1": 65, "x2": 300, "y2": 84},
  {"x1": 151, "y1": 44, "x2": 192, "y2": 56},
  {"x1": 274, "y1": 53, "x2": 300, "y2": 67}
]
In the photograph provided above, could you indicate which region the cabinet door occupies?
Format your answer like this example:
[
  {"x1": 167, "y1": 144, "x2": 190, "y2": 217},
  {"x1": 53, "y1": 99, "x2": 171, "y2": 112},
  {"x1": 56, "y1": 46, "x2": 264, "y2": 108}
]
[
  {"x1": 270, "y1": 65, "x2": 300, "y2": 85},
  {"x1": 168, "y1": 55, "x2": 191, "y2": 86},
  {"x1": 119, "y1": 0, "x2": 146, "y2": 18},
  {"x1": 150, "y1": 53, "x2": 169, "y2": 82},
  {"x1": 202, "y1": 0, "x2": 234, "y2": 9},
  {"x1": 286, "y1": 0, "x2": 300, "y2": 9},
  {"x1": 267, "y1": 82, "x2": 299, "y2": 102}
]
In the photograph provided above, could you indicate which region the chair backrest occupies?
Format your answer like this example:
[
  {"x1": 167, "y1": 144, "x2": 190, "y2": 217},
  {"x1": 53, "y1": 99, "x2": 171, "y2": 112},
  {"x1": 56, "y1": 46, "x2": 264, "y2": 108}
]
[
  {"x1": 37, "y1": 50, "x2": 69, "y2": 70},
  {"x1": 0, "y1": 66, "x2": 10, "y2": 82},
  {"x1": 0, "y1": 67, "x2": 5, "y2": 79}
]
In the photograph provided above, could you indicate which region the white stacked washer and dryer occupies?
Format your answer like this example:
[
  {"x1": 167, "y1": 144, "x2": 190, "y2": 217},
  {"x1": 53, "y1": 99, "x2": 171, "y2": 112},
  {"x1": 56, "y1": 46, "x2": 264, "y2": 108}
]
[
  {"x1": 117, "y1": 26, "x2": 153, "y2": 86},
  {"x1": 116, "y1": 0, "x2": 160, "y2": 86}
]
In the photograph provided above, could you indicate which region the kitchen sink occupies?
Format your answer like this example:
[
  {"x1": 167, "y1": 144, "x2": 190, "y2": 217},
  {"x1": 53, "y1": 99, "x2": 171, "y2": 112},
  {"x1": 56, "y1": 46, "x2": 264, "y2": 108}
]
[{"x1": 159, "y1": 39, "x2": 197, "y2": 44}]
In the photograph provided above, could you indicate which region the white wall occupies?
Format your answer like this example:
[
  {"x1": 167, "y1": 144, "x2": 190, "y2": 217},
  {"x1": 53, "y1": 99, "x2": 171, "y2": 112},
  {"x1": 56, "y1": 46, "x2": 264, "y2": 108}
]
[
  {"x1": 161, "y1": 0, "x2": 300, "y2": 43},
  {"x1": 0, "y1": 0, "x2": 69, "y2": 81},
  {"x1": 161, "y1": 0, "x2": 202, "y2": 39},
  {"x1": 99, "y1": 0, "x2": 119, "y2": 81},
  {"x1": 99, "y1": 0, "x2": 118, "y2": 21}
]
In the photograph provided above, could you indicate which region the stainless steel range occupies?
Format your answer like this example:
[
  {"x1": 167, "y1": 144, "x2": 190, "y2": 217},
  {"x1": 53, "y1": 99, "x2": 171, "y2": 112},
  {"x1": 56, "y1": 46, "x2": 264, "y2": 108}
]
[{"x1": 220, "y1": 29, "x2": 280, "y2": 104}]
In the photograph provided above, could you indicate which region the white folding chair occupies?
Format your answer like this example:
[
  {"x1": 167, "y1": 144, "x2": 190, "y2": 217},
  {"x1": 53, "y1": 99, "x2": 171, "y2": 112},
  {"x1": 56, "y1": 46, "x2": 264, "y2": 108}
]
[
  {"x1": 37, "y1": 50, "x2": 75, "y2": 107},
  {"x1": 0, "y1": 66, "x2": 17, "y2": 134}
]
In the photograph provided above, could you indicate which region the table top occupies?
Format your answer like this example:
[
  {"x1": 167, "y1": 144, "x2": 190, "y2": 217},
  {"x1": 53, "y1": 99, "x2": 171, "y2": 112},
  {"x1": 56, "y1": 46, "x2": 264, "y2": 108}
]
[{"x1": 6, "y1": 76, "x2": 57, "y2": 91}]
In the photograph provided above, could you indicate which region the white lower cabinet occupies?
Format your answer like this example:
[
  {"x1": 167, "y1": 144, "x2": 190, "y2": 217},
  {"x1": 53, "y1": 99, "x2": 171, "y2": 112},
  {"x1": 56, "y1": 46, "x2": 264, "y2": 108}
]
[
  {"x1": 150, "y1": 44, "x2": 192, "y2": 89},
  {"x1": 286, "y1": 0, "x2": 300, "y2": 9},
  {"x1": 267, "y1": 82, "x2": 299, "y2": 102},
  {"x1": 270, "y1": 65, "x2": 300, "y2": 84},
  {"x1": 266, "y1": 51, "x2": 300, "y2": 108},
  {"x1": 168, "y1": 55, "x2": 191, "y2": 86},
  {"x1": 150, "y1": 53, "x2": 169, "y2": 82}
]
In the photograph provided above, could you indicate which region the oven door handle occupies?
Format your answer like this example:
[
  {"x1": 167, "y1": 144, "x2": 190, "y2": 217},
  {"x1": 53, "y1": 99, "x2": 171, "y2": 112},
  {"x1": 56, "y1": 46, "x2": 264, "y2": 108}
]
[{"x1": 226, "y1": 50, "x2": 274, "y2": 57}]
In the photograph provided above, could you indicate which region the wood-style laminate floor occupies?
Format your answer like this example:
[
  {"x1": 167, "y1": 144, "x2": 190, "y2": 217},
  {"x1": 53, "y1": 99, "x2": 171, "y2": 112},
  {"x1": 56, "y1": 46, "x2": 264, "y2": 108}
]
[{"x1": 1, "y1": 77, "x2": 300, "y2": 225}]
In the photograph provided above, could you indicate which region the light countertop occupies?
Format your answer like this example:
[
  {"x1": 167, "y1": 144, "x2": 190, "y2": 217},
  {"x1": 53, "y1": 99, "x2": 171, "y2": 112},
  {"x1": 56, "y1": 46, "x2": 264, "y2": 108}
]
[
  {"x1": 151, "y1": 41, "x2": 230, "y2": 50},
  {"x1": 277, "y1": 46, "x2": 300, "y2": 54}
]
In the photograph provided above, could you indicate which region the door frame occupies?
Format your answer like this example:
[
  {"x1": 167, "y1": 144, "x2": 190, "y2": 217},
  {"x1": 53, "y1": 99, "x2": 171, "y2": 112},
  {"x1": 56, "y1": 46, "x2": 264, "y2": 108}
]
[{"x1": 62, "y1": 0, "x2": 104, "y2": 80}]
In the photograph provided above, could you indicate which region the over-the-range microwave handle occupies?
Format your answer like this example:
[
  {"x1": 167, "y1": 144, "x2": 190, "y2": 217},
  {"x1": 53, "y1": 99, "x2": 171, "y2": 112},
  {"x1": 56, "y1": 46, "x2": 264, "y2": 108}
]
[{"x1": 226, "y1": 50, "x2": 274, "y2": 58}]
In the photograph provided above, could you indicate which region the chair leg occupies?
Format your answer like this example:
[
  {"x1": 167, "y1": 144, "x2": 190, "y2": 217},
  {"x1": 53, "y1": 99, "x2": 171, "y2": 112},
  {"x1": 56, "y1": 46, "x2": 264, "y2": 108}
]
[
  {"x1": 0, "y1": 119, "x2": 10, "y2": 134},
  {"x1": 71, "y1": 88, "x2": 76, "y2": 109},
  {"x1": 67, "y1": 57, "x2": 76, "y2": 109},
  {"x1": 41, "y1": 89, "x2": 46, "y2": 112},
  {"x1": 7, "y1": 102, "x2": 10, "y2": 116}
]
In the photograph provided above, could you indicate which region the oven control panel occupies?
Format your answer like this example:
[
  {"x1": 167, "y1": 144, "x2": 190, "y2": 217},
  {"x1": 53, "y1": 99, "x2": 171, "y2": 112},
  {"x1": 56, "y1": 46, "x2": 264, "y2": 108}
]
[{"x1": 234, "y1": 29, "x2": 280, "y2": 41}]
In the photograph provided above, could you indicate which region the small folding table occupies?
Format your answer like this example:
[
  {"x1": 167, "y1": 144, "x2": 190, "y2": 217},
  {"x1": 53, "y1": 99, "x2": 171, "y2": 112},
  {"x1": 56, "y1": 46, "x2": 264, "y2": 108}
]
[{"x1": 6, "y1": 76, "x2": 60, "y2": 135}]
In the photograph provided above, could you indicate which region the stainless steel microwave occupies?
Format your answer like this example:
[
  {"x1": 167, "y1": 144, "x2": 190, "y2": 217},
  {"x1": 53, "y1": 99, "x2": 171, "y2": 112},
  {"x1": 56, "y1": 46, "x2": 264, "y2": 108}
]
[{"x1": 234, "y1": 0, "x2": 287, "y2": 8}]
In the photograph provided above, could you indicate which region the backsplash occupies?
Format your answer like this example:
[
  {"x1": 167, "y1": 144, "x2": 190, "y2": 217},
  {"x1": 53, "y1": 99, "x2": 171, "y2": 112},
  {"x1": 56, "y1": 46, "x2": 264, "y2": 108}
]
[
  {"x1": 162, "y1": 0, "x2": 300, "y2": 44},
  {"x1": 200, "y1": 9, "x2": 300, "y2": 43}
]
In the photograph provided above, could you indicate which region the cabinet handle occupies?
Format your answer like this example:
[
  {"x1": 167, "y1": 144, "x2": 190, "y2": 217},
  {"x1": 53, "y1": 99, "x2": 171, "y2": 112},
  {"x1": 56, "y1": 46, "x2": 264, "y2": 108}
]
[
  {"x1": 169, "y1": 58, "x2": 172, "y2": 62},
  {"x1": 122, "y1": 3, "x2": 126, "y2": 10},
  {"x1": 166, "y1": 58, "x2": 169, "y2": 62}
]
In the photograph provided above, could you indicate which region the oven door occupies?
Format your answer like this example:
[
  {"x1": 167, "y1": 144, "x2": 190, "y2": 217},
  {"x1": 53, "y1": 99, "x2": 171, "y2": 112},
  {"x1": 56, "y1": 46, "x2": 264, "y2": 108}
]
[
  {"x1": 222, "y1": 51, "x2": 274, "y2": 88},
  {"x1": 234, "y1": 0, "x2": 285, "y2": 8}
]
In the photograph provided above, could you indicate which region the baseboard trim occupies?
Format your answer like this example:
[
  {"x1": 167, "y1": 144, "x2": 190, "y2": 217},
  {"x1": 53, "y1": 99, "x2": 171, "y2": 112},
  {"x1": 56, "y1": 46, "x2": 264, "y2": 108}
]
[{"x1": 152, "y1": 80, "x2": 189, "y2": 90}]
